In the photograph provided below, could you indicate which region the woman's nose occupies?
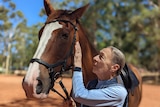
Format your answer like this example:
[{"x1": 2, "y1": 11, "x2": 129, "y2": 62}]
[{"x1": 93, "y1": 55, "x2": 98, "y2": 63}]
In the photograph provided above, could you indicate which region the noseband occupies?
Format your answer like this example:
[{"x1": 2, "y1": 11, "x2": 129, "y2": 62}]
[{"x1": 30, "y1": 19, "x2": 77, "y2": 100}]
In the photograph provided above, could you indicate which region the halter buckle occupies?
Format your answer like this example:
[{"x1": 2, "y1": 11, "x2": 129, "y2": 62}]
[{"x1": 48, "y1": 67, "x2": 54, "y2": 73}]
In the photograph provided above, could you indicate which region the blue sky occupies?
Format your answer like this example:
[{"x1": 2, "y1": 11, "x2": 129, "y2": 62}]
[
  {"x1": 12, "y1": 0, "x2": 45, "y2": 26},
  {"x1": 5, "y1": 0, "x2": 83, "y2": 26},
  {"x1": 0, "y1": 0, "x2": 47, "y2": 54}
]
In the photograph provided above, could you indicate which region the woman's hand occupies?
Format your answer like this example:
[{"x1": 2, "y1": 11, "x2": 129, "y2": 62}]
[{"x1": 74, "y1": 42, "x2": 82, "y2": 68}]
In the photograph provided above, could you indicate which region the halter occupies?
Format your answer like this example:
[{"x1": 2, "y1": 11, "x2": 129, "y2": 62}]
[{"x1": 30, "y1": 19, "x2": 78, "y2": 100}]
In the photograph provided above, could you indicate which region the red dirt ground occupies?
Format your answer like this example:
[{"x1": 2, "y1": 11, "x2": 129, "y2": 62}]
[{"x1": 0, "y1": 75, "x2": 160, "y2": 107}]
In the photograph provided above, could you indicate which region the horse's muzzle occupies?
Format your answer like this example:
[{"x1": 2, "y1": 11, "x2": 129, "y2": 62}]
[{"x1": 22, "y1": 77, "x2": 49, "y2": 99}]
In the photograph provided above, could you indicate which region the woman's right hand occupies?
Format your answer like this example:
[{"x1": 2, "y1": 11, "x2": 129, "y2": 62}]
[{"x1": 74, "y1": 42, "x2": 82, "y2": 68}]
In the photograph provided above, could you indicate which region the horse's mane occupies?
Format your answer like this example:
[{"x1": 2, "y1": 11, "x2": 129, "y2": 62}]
[
  {"x1": 76, "y1": 20, "x2": 98, "y2": 84},
  {"x1": 76, "y1": 20, "x2": 98, "y2": 56}
]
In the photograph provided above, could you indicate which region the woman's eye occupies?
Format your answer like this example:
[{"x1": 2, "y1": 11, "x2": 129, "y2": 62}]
[{"x1": 99, "y1": 55, "x2": 102, "y2": 60}]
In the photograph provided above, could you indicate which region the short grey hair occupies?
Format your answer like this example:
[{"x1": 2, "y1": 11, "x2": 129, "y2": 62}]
[{"x1": 108, "y1": 46, "x2": 125, "y2": 75}]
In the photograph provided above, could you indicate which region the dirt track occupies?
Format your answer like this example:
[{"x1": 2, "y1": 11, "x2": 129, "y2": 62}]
[{"x1": 0, "y1": 75, "x2": 160, "y2": 107}]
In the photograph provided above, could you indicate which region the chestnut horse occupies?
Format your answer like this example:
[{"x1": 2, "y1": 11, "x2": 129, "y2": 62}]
[{"x1": 22, "y1": 0, "x2": 142, "y2": 107}]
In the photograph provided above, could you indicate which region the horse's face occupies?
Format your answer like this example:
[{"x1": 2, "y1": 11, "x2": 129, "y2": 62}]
[
  {"x1": 22, "y1": 0, "x2": 89, "y2": 99},
  {"x1": 22, "y1": 21, "x2": 75, "y2": 98}
]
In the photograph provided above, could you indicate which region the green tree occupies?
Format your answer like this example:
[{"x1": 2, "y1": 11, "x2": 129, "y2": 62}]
[
  {"x1": 0, "y1": 0, "x2": 27, "y2": 73},
  {"x1": 128, "y1": 1, "x2": 160, "y2": 70},
  {"x1": 48, "y1": 0, "x2": 160, "y2": 71},
  {"x1": 0, "y1": 0, "x2": 44, "y2": 73}
]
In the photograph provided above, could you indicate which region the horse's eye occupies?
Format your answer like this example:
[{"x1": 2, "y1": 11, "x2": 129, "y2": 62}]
[{"x1": 61, "y1": 34, "x2": 68, "y2": 39}]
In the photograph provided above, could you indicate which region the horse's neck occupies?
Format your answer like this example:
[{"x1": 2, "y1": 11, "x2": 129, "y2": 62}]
[{"x1": 78, "y1": 24, "x2": 98, "y2": 85}]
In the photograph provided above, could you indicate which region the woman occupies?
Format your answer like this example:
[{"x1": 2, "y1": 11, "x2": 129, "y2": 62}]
[{"x1": 72, "y1": 42, "x2": 127, "y2": 107}]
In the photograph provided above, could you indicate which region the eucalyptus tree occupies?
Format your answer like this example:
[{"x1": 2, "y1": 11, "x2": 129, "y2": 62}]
[
  {"x1": 47, "y1": 0, "x2": 160, "y2": 71},
  {"x1": 0, "y1": 0, "x2": 26, "y2": 73},
  {"x1": 128, "y1": 0, "x2": 160, "y2": 70}
]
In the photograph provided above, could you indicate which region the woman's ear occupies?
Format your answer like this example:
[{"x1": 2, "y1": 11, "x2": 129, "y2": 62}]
[{"x1": 111, "y1": 64, "x2": 120, "y2": 72}]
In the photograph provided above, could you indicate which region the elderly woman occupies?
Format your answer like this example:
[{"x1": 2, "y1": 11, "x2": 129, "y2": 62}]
[{"x1": 72, "y1": 42, "x2": 127, "y2": 107}]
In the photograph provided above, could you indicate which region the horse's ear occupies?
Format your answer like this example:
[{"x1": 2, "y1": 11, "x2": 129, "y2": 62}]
[
  {"x1": 70, "y1": 3, "x2": 89, "y2": 19},
  {"x1": 44, "y1": 0, "x2": 55, "y2": 16}
]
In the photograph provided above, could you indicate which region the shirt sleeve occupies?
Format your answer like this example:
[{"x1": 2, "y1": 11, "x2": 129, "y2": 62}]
[{"x1": 72, "y1": 71, "x2": 127, "y2": 107}]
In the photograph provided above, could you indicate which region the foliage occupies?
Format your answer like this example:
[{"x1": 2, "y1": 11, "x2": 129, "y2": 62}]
[
  {"x1": 0, "y1": 0, "x2": 40, "y2": 73},
  {"x1": 49, "y1": 0, "x2": 160, "y2": 71},
  {"x1": 0, "y1": 0, "x2": 160, "y2": 72},
  {"x1": 0, "y1": 0, "x2": 25, "y2": 73}
]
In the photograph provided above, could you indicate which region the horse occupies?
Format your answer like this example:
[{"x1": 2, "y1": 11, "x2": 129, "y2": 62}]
[{"x1": 22, "y1": 0, "x2": 142, "y2": 107}]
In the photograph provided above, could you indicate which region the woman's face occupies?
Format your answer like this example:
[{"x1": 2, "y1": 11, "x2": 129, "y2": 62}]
[{"x1": 92, "y1": 48, "x2": 113, "y2": 79}]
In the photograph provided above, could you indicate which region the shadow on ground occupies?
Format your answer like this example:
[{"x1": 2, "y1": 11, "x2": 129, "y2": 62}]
[{"x1": 0, "y1": 97, "x2": 67, "y2": 107}]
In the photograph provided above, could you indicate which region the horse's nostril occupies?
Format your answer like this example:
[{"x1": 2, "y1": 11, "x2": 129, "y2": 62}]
[{"x1": 36, "y1": 79, "x2": 43, "y2": 94}]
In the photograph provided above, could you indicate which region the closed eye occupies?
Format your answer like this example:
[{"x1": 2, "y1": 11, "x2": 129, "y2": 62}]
[
  {"x1": 99, "y1": 55, "x2": 103, "y2": 60},
  {"x1": 99, "y1": 53, "x2": 105, "y2": 60}
]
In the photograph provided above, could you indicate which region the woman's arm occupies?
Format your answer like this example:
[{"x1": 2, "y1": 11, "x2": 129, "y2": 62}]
[
  {"x1": 72, "y1": 71, "x2": 127, "y2": 107},
  {"x1": 73, "y1": 42, "x2": 127, "y2": 106}
]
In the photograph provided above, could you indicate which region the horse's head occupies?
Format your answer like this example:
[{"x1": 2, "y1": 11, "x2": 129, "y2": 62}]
[{"x1": 22, "y1": 0, "x2": 89, "y2": 99}]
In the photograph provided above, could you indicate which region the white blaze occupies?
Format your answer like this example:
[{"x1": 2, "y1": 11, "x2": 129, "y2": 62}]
[{"x1": 25, "y1": 22, "x2": 62, "y2": 83}]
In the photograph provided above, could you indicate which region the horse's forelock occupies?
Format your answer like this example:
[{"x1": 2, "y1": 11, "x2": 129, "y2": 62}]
[{"x1": 47, "y1": 10, "x2": 73, "y2": 22}]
